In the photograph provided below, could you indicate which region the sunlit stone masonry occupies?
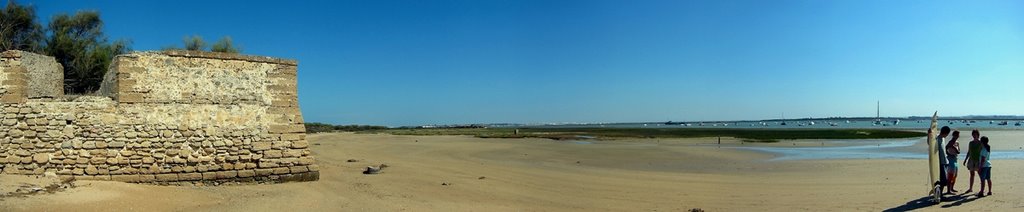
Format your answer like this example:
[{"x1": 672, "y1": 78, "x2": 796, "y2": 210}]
[{"x1": 0, "y1": 50, "x2": 317, "y2": 183}]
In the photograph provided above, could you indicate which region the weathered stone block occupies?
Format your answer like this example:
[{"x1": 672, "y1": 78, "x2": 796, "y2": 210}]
[
  {"x1": 156, "y1": 174, "x2": 178, "y2": 182},
  {"x1": 14, "y1": 149, "x2": 31, "y2": 156},
  {"x1": 137, "y1": 174, "x2": 156, "y2": 182},
  {"x1": 119, "y1": 93, "x2": 144, "y2": 103},
  {"x1": 291, "y1": 140, "x2": 309, "y2": 148},
  {"x1": 90, "y1": 157, "x2": 106, "y2": 164},
  {"x1": 252, "y1": 142, "x2": 272, "y2": 151},
  {"x1": 277, "y1": 150, "x2": 298, "y2": 158},
  {"x1": 289, "y1": 166, "x2": 308, "y2": 173},
  {"x1": 219, "y1": 170, "x2": 238, "y2": 179},
  {"x1": 255, "y1": 168, "x2": 273, "y2": 176},
  {"x1": 237, "y1": 170, "x2": 255, "y2": 178},
  {"x1": 297, "y1": 157, "x2": 315, "y2": 165},
  {"x1": 108, "y1": 141, "x2": 125, "y2": 148},
  {"x1": 32, "y1": 153, "x2": 48, "y2": 163},
  {"x1": 85, "y1": 165, "x2": 99, "y2": 175},
  {"x1": 201, "y1": 172, "x2": 218, "y2": 180},
  {"x1": 258, "y1": 161, "x2": 278, "y2": 168},
  {"x1": 179, "y1": 173, "x2": 202, "y2": 181},
  {"x1": 278, "y1": 171, "x2": 319, "y2": 182},
  {"x1": 268, "y1": 124, "x2": 305, "y2": 133},
  {"x1": 264, "y1": 150, "x2": 282, "y2": 159},
  {"x1": 272, "y1": 167, "x2": 290, "y2": 174},
  {"x1": 0, "y1": 95, "x2": 24, "y2": 104}
]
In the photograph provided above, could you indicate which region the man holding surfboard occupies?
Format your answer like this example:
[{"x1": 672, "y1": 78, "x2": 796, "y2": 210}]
[
  {"x1": 926, "y1": 113, "x2": 950, "y2": 203},
  {"x1": 935, "y1": 126, "x2": 951, "y2": 193}
]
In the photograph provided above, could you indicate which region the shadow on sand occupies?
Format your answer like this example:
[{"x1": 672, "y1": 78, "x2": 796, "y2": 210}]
[
  {"x1": 940, "y1": 193, "x2": 981, "y2": 208},
  {"x1": 883, "y1": 196, "x2": 937, "y2": 212},
  {"x1": 883, "y1": 194, "x2": 976, "y2": 212}
]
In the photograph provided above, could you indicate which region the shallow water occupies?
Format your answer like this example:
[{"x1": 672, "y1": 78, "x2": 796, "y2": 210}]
[
  {"x1": 529, "y1": 119, "x2": 1024, "y2": 130},
  {"x1": 736, "y1": 138, "x2": 1024, "y2": 161},
  {"x1": 571, "y1": 140, "x2": 594, "y2": 145}
]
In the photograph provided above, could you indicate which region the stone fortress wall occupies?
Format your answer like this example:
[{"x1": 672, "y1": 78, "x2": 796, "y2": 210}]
[{"x1": 0, "y1": 50, "x2": 317, "y2": 183}]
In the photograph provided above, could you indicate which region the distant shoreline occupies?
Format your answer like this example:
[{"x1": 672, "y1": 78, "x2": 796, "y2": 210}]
[{"x1": 354, "y1": 127, "x2": 928, "y2": 143}]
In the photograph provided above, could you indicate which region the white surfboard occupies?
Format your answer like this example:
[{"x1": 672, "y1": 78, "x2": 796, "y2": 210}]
[{"x1": 927, "y1": 112, "x2": 941, "y2": 202}]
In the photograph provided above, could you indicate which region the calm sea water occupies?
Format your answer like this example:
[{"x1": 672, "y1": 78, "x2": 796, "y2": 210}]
[
  {"x1": 526, "y1": 119, "x2": 1024, "y2": 130},
  {"x1": 735, "y1": 138, "x2": 1024, "y2": 161}
]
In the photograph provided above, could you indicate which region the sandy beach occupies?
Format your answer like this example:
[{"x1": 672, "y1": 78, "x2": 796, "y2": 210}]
[{"x1": 2, "y1": 132, "x2": 1023, "y2": 211}]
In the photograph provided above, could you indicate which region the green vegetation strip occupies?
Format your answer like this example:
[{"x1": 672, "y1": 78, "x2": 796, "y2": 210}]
[
  {"x1": 358, "y1": 128, "x2": 926, "y2": 141},
  {"x1": 305, "y1": 122, "x2": 388, "y2": 133}
]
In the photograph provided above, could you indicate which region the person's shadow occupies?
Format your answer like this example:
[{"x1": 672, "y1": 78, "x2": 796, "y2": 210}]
[
  {"x1": 883, "y1": 194, "x2": 976, "y2": 211},
  {"x1": 940, "y1": 194, "x2": 980, "y2": 208},
  {"x1": 883, "y1": 196, "x2": 937, "y2": 212}
]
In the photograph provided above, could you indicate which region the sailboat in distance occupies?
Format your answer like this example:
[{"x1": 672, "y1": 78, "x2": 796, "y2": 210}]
[
  {"x1": 780, "y1": 112, "x2": 787, "y2": 126},
  {"x1": 873, "y1": 101, "x2": 882, "y2": 125}
]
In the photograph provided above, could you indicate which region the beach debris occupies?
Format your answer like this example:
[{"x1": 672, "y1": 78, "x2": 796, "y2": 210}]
[
  {"x1": 346, "y1": 159, "x2": 360, "y2": 163},
  {"x1": 478, "y1": 176, "x2": 486, "y2": 180},
  {"x1": 363, "y1": 166, "x2": 382, "y2": 174},
  {"x1": 689, "y1": 208, "x2": 705, "y2": 212},
  {"x1": 441, "y1": 182, "x2": 452, "y2": 186},
  {"x1": 16, "y1": 184, "x2": 44, "y2": 193},
  {"x1": 362, "y1": 164, "x2": 388, "y2": 174},
  {"x1": 2, "y1": 178, "x2": 76, "y2": 198}
]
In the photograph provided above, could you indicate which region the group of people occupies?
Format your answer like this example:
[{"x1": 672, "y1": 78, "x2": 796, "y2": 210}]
[{"x1": 936, "y1": 126, "x2": 993, "y2": 198}]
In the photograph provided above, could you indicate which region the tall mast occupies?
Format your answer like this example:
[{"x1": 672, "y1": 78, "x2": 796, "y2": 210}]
[{"x1": 876, "y1": 101, "x2": 879, "y2": 119}]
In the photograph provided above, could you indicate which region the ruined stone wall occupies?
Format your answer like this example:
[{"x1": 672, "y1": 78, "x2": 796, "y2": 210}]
[
  {"x1": 0, "y1": 51, "x2": 30, "y2": 104},
  {"x1": 20, "y1": 51, "x2": 64, "y2": 99},
  {"x1": 0, "y1": 50, "x2": 316, "y2": 183}
]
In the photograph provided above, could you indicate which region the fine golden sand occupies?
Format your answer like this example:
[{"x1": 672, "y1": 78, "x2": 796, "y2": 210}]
[{"x1": 2, "y1": 132, "x2": 1022, "y2": 211}]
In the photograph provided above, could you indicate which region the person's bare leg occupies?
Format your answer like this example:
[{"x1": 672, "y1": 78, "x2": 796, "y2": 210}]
[
  {"x1": 978, "y1": 176, "x2": 987, "y2": 197},
  {"x1": 966, "y1": 170, "x2": 975, "y2": 193},
  {"x1": 987, "y1": 179, "x2": 992, "y2": 195},
  {"x1": 946, "y1": 171, "x2": 953, "y2": 193},
  {"x1": 946, "y1": 170, "x2": 954, "y2": 192}
]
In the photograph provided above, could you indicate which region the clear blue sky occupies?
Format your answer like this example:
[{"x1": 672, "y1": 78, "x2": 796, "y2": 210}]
[{"x1": 25, "y1": 0, "x2": 1024, "y2": 126}]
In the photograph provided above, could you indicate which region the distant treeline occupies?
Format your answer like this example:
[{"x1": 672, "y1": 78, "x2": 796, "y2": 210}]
[
  {"x1": 2, "y1": 1, "x2": 243, "y2": 94},
  {"x1": 304, "y1": 122, "x2": 388, "y2": 133}
]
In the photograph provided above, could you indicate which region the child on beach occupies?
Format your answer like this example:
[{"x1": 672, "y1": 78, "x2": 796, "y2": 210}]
[
  {"x1": 977, "y1": 136, "x2": 993, "y2": 197},
  {"x1": 963, "y1": 130, "x2": 982, "y2": 193},
  {"x1": 944, "y1": 131, "x2": 960, "y2": 193}
]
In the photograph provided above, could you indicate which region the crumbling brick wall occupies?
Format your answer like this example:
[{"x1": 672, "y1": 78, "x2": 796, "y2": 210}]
[{"x1": 0, "y1": 50, "x2": 317, "y2": 183}]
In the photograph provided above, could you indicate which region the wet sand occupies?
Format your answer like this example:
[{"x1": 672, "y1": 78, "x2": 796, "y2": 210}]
[{"x1": 1, "y1": 132, "x2": 1023, "y2": 211}]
